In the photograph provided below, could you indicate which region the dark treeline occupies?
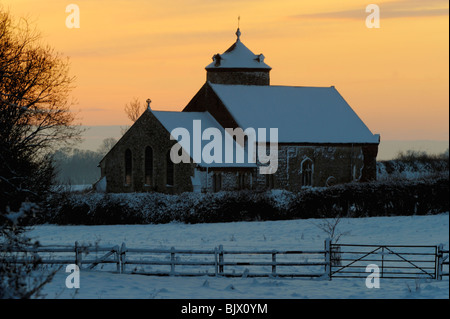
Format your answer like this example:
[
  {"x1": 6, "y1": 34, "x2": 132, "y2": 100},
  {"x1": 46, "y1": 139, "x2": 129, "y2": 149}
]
[
  {"x1": 52, "y1": 137, "x2": 117, "y2": 185},
  {"x1": 52, "y1": 148, "x2": 103, "y2": 185},
  {"x1": 384, "y1": 149, "x2": 449, "y2": 168},
  {"x1": 377, "y1": 149, "x2": 449, "y2": 179}
]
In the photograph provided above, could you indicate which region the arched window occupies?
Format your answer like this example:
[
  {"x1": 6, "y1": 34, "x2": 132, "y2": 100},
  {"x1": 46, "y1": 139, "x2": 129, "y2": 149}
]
[
  {"x1": 124, "y1": 149, "x2": 132, "y2": 185},
  {"x1": 166, "y1": 150, "x2": 174, "y2": 186},
  {"x1": 212, "y1": 173, "x2": 222, "y2": 192},
  {"x1": 238, "y1": 172, "x2": 246, "y2": 190},
  {"x1": 144, "y1": 146, "x2": 153, "y2": 186},
  {"x1": 301, "y1": 158, "x2": 313, "y2": 187}
]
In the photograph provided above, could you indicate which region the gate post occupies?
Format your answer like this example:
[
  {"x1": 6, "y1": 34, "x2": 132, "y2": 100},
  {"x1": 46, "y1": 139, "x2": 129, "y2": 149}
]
[
  {"x1": 324, "y1": 238, "x2": 332, "y2": 280},
  {"x1": 436, "y1": 244, "x2": 444, "y2": 281}
]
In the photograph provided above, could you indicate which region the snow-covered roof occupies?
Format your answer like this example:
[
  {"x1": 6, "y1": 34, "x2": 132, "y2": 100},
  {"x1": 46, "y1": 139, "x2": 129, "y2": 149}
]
[
  {"x1": 209, "y1": 83, "x2": 380, "y2": 144},
  {"x1": 152, "y1": 110, "x2": 256, "y2": 168},
  {"x1": 205, "y1": 29, "x2": 271, "y2": 70}
]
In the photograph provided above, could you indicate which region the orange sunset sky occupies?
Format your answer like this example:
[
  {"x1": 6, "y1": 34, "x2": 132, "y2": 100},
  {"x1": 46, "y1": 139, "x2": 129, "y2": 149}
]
[{"x1": 2, "y1": 0, "x2": 449, "y2": 141}]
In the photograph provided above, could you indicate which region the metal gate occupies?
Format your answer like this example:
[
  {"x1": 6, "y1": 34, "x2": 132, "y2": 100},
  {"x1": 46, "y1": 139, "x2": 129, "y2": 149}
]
[{"x1": 330, "y1": 244, "x2": 440, "y2": 279}]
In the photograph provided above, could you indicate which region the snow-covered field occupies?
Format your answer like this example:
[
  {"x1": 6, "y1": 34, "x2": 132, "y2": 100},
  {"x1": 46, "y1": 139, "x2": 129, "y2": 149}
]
[{"x1": 28, "y1": 213, "x2": 449, "y2": 299}]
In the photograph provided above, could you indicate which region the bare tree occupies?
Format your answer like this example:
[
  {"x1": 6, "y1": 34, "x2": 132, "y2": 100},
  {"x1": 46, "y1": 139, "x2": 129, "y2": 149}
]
[
  {"x1": 124, "y1": 97, "x2": 145, "y2": 123},
  {"x1": 121, "y1": 97, "x2": 145, "y2": 135},
  {"x1": 1, "y1": 9, "x2": 81, "y2": 204},
  {"x1": 97, "y1": 137, "x2": 117, "y2": 157},
  {"x1": 312, "y1": 215, "x2": 349, "y2": 244},
  {"x1": 0, "y1": 8, "x2": 80, "y2": 298},
  {"x1": 311, "y1": 214, "x2": 350, "y2": 267}
]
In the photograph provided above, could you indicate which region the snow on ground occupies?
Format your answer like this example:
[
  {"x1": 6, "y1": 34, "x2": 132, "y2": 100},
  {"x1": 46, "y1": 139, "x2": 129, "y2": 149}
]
[
  {"x1": 28, "y1": 213, "x2": 449, "y2": 299},
  {"x1": 40, "y1": 268, "x2": 448, "y2": 300}
]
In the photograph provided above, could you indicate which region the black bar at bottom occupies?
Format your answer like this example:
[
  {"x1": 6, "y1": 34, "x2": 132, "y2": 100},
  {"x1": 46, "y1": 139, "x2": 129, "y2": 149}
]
[{"x1": 3, "y1": 299, "x2": 445, "y2": 317}]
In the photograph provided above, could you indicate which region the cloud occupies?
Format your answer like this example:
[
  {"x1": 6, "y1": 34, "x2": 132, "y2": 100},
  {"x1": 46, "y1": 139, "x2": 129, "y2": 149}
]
[
  {"x1": 83, "y1": 107, "x2": 106, "y2": 112},
  {"x1": 291, "y1": 0, "x2": 449, "y2": 20},
  {"x1": 66, "y1": 29, "x2": 232, "y2": 58}
]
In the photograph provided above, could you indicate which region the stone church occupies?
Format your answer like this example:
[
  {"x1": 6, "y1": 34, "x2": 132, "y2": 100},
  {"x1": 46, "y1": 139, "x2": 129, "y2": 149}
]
[{"x1": 97, "y1": 28, "x2": 380, "y2": 194}]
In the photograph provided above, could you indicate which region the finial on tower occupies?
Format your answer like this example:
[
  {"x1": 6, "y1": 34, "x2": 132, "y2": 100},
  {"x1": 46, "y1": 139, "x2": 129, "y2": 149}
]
[{"x1": 236, "y1": 16, "x2": 241, "y2": 41}]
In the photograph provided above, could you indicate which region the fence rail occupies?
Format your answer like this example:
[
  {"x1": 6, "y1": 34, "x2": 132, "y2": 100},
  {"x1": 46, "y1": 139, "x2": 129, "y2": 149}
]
[{"x1": 1, "y1": 240, "x2": 448, "y2": 281}]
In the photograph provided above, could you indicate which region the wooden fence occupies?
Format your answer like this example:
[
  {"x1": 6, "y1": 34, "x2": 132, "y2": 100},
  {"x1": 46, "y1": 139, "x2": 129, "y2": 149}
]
[
  {"x1": 1, "y1": 240, "x2": 448, "y2": 280},
  {"x1": 121, "y1": 244, "x2": 328, "y2": 278}
]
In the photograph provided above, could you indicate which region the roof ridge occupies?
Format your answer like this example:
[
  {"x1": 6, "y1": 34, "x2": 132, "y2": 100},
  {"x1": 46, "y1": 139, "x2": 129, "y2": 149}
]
[
  {"x1": 152, "y1": 110, "x2": 209, "y2": 114},
  {"x1": 209, "y1": 83, "x2": 336, "y2": 89}
]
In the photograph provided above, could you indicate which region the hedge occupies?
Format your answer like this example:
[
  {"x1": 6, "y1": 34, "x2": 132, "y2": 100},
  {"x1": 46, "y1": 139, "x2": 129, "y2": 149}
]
[{"x1": 33, "y1": 175, "x2": 449, "y2": 225}]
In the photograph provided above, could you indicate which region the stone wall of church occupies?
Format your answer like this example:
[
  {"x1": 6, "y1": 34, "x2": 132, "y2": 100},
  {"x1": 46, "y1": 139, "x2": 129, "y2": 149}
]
[
  {"x1": 195, "y1": 168, "x2": 256, "y2": 192},
  {"x1": 99, "y1": 111, "x2": 378, "y2": 194},
  {"x1": 100, "y1": 110, "x2": 195, "y2": 194},
  {"x1": 253, "y1": 144, "x2": 376, "y2": 191}
]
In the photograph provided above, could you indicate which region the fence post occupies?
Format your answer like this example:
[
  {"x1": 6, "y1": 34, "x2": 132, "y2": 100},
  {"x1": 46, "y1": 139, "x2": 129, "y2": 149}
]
[
  {"x1": 120, "y1": 242, "x2": 127, "y2": 274},
  {"x1": 436, "y1": 244, "x2": 444, "y2": 281},
  {"x1": 74, "y1": 241, "x2": 81, "y2": 268},
  {"x1": 272, "y1": 251, "x2": 277, "y2": 277},
  {"x1": 170, "y1": 247, "x2": 175, "y2": 275},
  {"x1": 214, "y1": 247, "x2": 218, "y2": 276},
  {"x1": 218, "y1": 245, "x2": 224, "y2": 275},
  {"x1": 324, "y1": 238, "x2": 332, "y2": 280},
  {"x1": 113, "y1": 246, "x2": 119, "y2": 273}
]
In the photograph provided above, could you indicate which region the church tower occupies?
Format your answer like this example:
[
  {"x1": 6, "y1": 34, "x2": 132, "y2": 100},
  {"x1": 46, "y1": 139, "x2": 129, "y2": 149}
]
[{"x1": 205, "y1": 28, "x2": 271, "y2": 86}]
